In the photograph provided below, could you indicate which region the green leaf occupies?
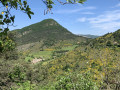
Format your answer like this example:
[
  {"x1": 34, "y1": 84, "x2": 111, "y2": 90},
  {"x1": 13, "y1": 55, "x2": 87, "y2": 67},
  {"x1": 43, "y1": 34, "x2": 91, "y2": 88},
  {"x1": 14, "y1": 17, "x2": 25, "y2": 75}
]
[
  {"x1": 78, "y1": 0, "x2": 87, "y2": 4},
  {"x1": 26, "y1": 5, "x2": 31, "y2": 11},
  {"x1": 3, "y1": 18, "x2": 6, "y2": 22},
  {"x1": 10, "y1": 16, "x2": 15, "y2": 23},
  {"x1": 0, "y1": 21, "x2": 4, "y2": 25},
  {"x1": 0, "y1": 15, "x2": 3, "y2": 19},
  {"x1": 27, "y1": 13, "x2": 31, "y2": 19},
  {"x1": 28, "y1": 11, "x2": 34, "y2": 15},
  {"x1": 5, "y1": 14, "x2": 8, "y2": 18},
  {"x1": 4, "y1": 28, "x2": 9, "y2": 32},
  {"x1": 47, "y1": 5, "x2": 52, "y2": 8},
  {"x1": 0, "y1": 29, "x2": 2, "y2": 31},
  {"x1": 30, "y1": 12, "x2": 34, "y2": 15},
  {"x1": 6, "y1": 19, "x2": 11, "y2": 23},
  {"x1": 23, "y1": 1, "x2": 27, "y2": 5}
]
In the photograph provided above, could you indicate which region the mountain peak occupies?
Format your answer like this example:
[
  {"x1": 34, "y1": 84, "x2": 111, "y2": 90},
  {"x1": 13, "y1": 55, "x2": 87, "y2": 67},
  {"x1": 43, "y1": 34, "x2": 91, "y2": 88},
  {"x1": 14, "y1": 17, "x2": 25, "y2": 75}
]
[
  {"x1": 42, "y1": 18, "x2": 57, "y2": 22},
  {"x1": 40, "y1": 19, "x2": 58, "y2": 26}
]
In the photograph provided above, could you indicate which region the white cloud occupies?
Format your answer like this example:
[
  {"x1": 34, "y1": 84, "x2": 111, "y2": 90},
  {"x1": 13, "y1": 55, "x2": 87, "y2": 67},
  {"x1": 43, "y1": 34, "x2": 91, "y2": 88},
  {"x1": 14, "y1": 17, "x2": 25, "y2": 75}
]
[
  {"x1": 77, "y1": 10, "x2": 120, "y2": 31},
  {"x1": 55, "y1": 6, "x2": 96, "y2": 14},
  {"x1": 115, "y1": 3, "x2": 120, "y2": 7},
  {"x1": 112, "y1": 3, "x2": 120, "y2": 8},
  {"x1": 91, "y1": 22, "x2": 120, "y2": 30},
  {"x1": 88, "y1": 10, "x2": 120, "y2": 24},
  {"x1": 77, "y1": 17, "x2": 87, "y2": 22}
]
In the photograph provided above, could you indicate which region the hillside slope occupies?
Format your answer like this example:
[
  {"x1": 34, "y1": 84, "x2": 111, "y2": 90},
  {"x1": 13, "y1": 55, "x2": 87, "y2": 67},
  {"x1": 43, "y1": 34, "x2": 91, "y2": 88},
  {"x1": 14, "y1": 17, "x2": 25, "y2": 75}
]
[
  {"x1": 13, "y1": 19, "x2": 87, "y2": 46},
  {"x1": 89, "y1": 29, "x2": 120, "y2": 47}
]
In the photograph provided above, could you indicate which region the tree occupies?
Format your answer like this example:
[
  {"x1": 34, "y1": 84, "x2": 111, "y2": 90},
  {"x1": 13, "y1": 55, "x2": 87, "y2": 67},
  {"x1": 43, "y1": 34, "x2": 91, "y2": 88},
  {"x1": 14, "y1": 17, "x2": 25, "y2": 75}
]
[
  {"x1": 106, "y1": 41, "x2": 112, "y2": 47},
  {"x1": 0, "y1": 0, "x2": 86, "y2": 52}
]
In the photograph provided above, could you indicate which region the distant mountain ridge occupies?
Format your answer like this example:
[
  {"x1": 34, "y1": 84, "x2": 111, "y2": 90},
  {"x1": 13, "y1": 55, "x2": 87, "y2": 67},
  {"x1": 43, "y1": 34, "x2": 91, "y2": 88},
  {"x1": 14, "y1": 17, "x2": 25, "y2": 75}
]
[{"x1": 77, "y1": 34, "x2": 99, "y2": 39}]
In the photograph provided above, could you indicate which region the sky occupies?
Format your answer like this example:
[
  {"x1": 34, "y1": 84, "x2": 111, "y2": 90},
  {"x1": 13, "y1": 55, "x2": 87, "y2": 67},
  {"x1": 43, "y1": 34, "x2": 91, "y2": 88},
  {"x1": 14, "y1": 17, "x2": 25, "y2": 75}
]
[{"x1": 2, "y1": 0, "x2": 120, "y2": 35}]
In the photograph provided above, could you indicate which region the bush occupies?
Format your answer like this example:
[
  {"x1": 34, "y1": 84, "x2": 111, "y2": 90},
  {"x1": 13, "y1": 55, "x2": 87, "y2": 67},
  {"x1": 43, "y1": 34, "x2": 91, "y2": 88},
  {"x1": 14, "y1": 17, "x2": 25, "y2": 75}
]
[{"x1": 54, "y1": 73, "x2": 98, "y2": 90}]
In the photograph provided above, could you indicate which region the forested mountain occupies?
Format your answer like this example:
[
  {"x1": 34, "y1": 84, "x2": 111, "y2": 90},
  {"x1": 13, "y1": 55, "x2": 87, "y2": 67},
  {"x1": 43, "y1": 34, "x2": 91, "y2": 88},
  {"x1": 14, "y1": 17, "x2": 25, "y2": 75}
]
[{"x1": 13, "y1": 19, "x2": 88, "y2": 46}]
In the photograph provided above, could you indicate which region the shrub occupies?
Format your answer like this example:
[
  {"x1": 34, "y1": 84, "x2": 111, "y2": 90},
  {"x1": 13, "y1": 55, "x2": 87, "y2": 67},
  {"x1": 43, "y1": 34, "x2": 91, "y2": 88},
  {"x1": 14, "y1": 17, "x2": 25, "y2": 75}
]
[{"x1": 54, "y1": 73, "x2": 98, "y2": 90}]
